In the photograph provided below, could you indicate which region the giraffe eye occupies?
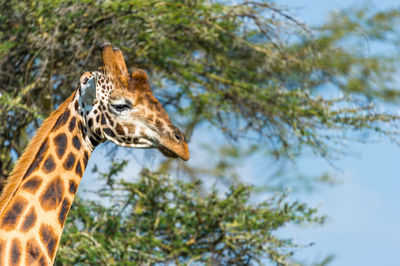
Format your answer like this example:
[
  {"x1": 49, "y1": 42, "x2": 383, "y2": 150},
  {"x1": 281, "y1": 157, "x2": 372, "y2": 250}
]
[{"x1": 111, "y1": 104, "x2": 131, "y2": 112}]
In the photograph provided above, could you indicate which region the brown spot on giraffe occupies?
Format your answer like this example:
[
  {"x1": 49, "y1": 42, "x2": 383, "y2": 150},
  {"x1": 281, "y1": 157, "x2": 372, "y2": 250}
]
[
  {"x1": 63, "y1": 153, "x2": 76, "y2": 170},
  {"x1": 26, "y1": 238, "x2": 47, "y2": 266},
  {"x1": 23, "y1": 138, "x2": 49, "y2": 180},
  {"x1": 101, "y1": 113, "x2": 106, "y2": 125},
  {"x1": 89, "y1": 136, "x2": 100, "y2": 147},
  {"x1": 39, "y1": 224, "x2": 58, "y2": 258},
  {"x1": 42, "y1": 154, "x2": 56, "y2": 173},
  {"x1": 95, "y1": 128, "x2": 101, "y2": 136},
  {"x1": 10, "y1": 238, "x2": 22, "y2": 266},
  {"x1": 83, "y1": 151, "x2": 89, "y2": 167},
  {"x1": 0, "y1": 196, "x2": 28, "y2": 231},
  {"x1": 68, "y1": 116, "x2": 76, "y2": 132},
  {"x1": 52, "y1": 108, "x2": 70, "y2": 132},
  {"x1": 22, "y1": 176, "x2": 42, "y2": 194},
  {"x1": 155, "y1": 119, "x2": 164, "y2": 131},
  {"x1": 72, "y1": 135, "x2": 81, "y2": 150},
  {"x1": 58, "y1": 198, "x2": 71, "y2": 226},
  {"x1": 104, "y1": 128, "x2": 115, "y2": 138},
  {"x1": 126, "y1": 124, "x2": 136, "y2": 134},
  {"x1": 88, "y1": 117, "x2": 93, "y2": 128},
  {"x1": 39, "y1": 176, "x2": 64, "y2": 211},
  {"x1": 68, "y1": 180, "x2": 78, "y2": 194},
  {"x1": 75, "y1": 161, "x2": 82, "y2": 177},
  {"x1": 105, "y1": 113, "x2": 114, "y2": 126},
  {"x1": 116, "y1": 123, "x2": 124, "y2": 135},
  {"x1": 54, "y1": 133, "x2": 67, "y2": 159},
  {"x1": 78, "y1": 120, "x2": 86, "y2": 139},
  {"x1": 20, "y1": 206, "x2": 37, "y2": 232}
]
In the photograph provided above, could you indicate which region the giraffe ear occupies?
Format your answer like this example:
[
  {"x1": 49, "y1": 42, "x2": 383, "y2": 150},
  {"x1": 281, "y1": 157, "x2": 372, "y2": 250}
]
[
  {"x1": 130, "y1": 69, "x2": 149, "y2": 92},
  {"x1": 80, "y1": 72, "x2": 97, "y2": 108}
]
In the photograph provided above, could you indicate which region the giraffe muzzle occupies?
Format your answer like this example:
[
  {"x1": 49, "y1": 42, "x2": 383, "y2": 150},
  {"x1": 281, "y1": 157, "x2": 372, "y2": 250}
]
[{"x1": 158, "y1": 140, "x2": 190, "y2": 161}]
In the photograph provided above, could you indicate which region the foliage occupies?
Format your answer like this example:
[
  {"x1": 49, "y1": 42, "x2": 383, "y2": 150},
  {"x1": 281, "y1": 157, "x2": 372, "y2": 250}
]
[
  {"x1": 56, "y1": 162, "x2": 324, "y2": 265},
  {"x1": 1, "y1": 0, "x2": 400, "y2": 264},
  {"x1": 1, "y1": 1, "x2": 400, "y2": 183}
]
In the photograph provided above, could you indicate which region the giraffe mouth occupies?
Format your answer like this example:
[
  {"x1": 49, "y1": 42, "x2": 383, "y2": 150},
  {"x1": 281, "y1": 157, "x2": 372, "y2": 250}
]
[
  {"x1": 158, "y1": 141, "x2": 190, "y2": 161},
  {"x1": 158, "y1": 144, "x2": 179, "y2": 159}
]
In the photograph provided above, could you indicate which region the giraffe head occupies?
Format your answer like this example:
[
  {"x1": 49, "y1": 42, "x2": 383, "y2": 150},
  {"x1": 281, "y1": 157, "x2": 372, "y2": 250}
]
[{"x1": 77, "y1": 43, "x2": 189, "y2": 160}]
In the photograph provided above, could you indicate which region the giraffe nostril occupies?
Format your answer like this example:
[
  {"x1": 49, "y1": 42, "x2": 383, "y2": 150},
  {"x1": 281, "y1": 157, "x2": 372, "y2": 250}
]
[{"x1": 174, "y1": 133, "x2": 182, "y2": 142}]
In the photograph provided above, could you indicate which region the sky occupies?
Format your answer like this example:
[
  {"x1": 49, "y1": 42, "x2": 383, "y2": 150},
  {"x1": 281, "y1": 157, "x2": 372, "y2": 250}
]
[
  {"x1": 276, "y1": 1, "x2": 400, "y2": 265},
  {"x1": 79, "y1": 1, "x2": 400, "y2": 265}
]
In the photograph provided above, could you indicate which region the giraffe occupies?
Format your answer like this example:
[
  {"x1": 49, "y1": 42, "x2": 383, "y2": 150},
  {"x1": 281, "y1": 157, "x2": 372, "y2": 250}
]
[{"x1": 0, "y1": 43, "x2": 189, "y2": 265}]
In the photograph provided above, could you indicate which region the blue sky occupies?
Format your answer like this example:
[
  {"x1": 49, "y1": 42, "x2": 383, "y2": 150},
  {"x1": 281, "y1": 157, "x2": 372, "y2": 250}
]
[
  {"x1": 277, "y1": 1, "x2": 400, "y2": 265},
  {"x1": 80, "y1": 1, "x2": 400, "y2": 265}
]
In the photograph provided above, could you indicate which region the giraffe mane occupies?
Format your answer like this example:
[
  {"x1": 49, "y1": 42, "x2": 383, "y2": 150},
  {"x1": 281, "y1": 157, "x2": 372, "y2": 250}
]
[{"x1": 0, "y1": 92, "x2": 76, "y2": 216}]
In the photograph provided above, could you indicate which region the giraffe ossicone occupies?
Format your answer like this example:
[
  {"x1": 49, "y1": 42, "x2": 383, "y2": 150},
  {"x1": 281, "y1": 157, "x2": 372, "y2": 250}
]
[{"x1": 0, "y1": 43, "x2": 189, "y2": 265}]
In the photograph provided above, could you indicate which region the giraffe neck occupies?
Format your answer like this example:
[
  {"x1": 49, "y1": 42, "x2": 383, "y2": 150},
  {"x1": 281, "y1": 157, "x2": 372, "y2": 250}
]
[{"x1": 0, "y1": 90, "x2": 96, "y2": 265}]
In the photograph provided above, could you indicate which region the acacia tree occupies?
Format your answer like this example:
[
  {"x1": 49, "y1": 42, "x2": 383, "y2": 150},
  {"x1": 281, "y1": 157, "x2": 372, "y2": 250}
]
[
  {"x1": 1, "y1": 0, "x2": 400, "y2": 265},
  {"x1": 56, "y1": 164, "x2": 324, "y2": 265}
]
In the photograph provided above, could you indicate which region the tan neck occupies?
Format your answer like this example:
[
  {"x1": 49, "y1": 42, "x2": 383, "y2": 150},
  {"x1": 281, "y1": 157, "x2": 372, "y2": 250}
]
[{"x1": 0, "y1": 92, "x2": 92, "y2": 265}]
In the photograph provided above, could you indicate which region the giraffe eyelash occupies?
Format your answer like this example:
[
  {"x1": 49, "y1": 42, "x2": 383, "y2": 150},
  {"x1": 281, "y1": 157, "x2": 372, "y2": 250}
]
[
  {"x1": 109, "y1": 98, "x2": 133, "y2": 113},
  {"x1": 111, "y1": 104, "x2": 131, "y2": 112}
]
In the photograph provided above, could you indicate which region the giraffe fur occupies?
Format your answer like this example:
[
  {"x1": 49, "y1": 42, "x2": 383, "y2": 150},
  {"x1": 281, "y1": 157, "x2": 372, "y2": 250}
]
[{"x1": 0, "y1": 44, "x2": 189, "y2": 265}]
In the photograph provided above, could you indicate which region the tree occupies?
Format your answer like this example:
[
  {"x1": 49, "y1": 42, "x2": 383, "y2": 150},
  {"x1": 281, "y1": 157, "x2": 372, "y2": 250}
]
[
  {"x1": 1, "y1": 0, "x2": 400, "y2": 265},
  {"x1": 57, "y1": 162, "x2": 324, "y2": 265}
]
